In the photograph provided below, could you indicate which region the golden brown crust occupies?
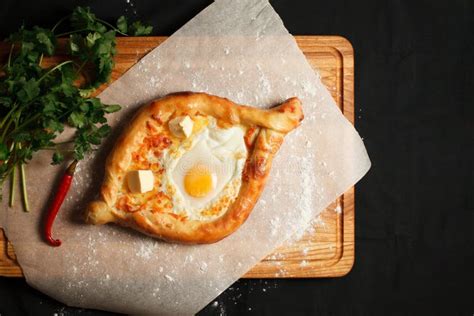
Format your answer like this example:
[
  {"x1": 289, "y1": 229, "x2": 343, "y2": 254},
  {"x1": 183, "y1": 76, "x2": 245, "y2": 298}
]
[{"x1": 85, "y1": 92, "x2": 303, "y2": 244}]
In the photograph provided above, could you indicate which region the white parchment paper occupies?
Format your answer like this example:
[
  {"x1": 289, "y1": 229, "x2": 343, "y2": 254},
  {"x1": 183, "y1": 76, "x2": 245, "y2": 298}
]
[{"x1": 0, "y1": 0, "x2": 370, "y2": 314}]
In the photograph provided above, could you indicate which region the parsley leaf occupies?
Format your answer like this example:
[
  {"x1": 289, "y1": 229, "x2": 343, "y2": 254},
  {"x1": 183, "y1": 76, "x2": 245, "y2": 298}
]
[
  {"x1": 9, "y1": 26, "x2": 57, "y2": 56},
  {"x1": 70, "y1": 7, "x2": 107, "y2": 33},
  {"x1": 0, "y1": 143, "x2": 9, "y2": 161},
  {"x1": 116, "y1": 16, "x2": 153, "y2": 36},
  {"x1": 104, "y1": 104, "x2": 121, "y2": 113},
  {"x1": 129, "y1": 21, "x2": 153, "y2": 36},
  {"x1": 51, "y1": 151, "x2": 64, "y2": 165},
  {"x1": 117, "y1": 16, "x2": 128, "y2": 34},
  {"x1": 17, "y1": 78, "x2": 40, "y2": 104},
  {"x1": 0, "y1": 6, "x2": 153, "y2": 206}
]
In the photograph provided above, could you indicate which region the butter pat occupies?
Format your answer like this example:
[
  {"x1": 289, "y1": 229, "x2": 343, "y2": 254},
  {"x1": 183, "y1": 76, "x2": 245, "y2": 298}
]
[
  {"x1": 127, "y1": 170, "x2": 154, "y2": 193},
  {"x1": 169, "y1": 116, "x2": 194, "y2": 138}
]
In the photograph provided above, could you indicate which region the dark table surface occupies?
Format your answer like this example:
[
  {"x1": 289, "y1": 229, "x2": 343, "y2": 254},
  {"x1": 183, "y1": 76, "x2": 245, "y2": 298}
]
[{"x1": 1, "y1": 0, "x2": 473, "y2": 315}]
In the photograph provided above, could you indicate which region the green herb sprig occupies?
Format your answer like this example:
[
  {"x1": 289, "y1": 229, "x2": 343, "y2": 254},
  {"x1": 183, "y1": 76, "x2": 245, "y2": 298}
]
[{"x1": 0, "y1": 7, "x2": 152, "y2": 209}]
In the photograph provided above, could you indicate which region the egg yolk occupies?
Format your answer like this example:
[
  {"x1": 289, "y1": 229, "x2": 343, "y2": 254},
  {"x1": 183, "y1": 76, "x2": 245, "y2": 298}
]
[{"x1": 184, "y1": 164, "x2": 215, "y2": 197}]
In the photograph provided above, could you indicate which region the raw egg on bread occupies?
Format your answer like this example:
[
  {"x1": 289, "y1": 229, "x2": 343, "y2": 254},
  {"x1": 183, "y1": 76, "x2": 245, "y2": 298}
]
[
  {"x1": 161, "y1": 117, "x2": 248, "y2": 220},
  {"x1": 184, "y1": 163, "x2": 216, "y2": 198}
]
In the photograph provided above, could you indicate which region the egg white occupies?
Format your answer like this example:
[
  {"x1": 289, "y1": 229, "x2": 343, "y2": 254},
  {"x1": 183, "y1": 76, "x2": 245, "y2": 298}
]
[{"x1": 160, "y1": 119, "x2": 247, "y2": 220}]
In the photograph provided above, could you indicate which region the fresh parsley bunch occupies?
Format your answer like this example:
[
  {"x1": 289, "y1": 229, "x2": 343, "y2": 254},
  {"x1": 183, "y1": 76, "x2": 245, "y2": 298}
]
[{"x1": 0, "y1": 7, "x2": 152, "y2": 208}]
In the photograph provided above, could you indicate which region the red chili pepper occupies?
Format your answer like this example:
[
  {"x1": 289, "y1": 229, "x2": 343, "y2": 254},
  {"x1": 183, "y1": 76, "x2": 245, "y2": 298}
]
[{"x1": 44, "y1": 160, "x2": 78, "y2": 247}]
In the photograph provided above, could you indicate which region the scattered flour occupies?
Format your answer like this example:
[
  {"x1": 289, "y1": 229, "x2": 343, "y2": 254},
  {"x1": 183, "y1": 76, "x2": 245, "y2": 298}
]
[
  {"x1": 200, "y1": 262, "x2": 208, "y2": 272},
  {"x1": 136, "y1": 242, "x2": 154, "y2": 259}
]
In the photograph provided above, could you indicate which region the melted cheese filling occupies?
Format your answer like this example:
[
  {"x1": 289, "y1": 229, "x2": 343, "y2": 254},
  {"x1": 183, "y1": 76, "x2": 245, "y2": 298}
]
[{"x1": 115, "y1": 115, "x2": 248, "y2": 222}]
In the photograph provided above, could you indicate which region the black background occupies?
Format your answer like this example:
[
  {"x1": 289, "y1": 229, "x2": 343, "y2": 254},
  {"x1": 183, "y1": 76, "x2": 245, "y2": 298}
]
[{"x1": 1, "y1": 0, "x2": 473, "y2": 315}]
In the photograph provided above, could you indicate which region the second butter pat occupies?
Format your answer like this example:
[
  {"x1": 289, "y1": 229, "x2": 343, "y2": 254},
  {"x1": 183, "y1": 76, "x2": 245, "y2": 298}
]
[
  {"x1": 169, "y1": 116, "x2": 194, "y2": 138},
  {"x1": 127, "y1": 170, "x2": 154, "y2": 193}
]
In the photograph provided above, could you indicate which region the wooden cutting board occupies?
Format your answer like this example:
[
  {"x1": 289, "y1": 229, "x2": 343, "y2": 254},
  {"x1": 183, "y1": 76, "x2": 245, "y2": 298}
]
[{"x1": 0, "y1": 36, "x2": 354, "y2": 278}]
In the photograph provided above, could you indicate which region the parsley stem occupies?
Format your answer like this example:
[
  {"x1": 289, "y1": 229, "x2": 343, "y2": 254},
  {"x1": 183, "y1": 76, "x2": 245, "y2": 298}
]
[
  {"x1": 75, "y1": 60, "x2": 87, "y2": 77},
  {"x1": 41, "y1": 147, "x2": 74, "y2": 152},
  {"x1": 56, "y1": 109, "x2": 74, "y2": 121},
  {"x1": 9, "y1": 113, "x2": 41, "y2": 137},
  {"x1": 18, "y1": 143, "x2": 29, "y2": 212},
  {"x1": 1, "y1": 117, "x2": 14, "y2": 141},
  {"x1": 95, "y1": 18, "x2": 128, "y2": 36},
  {"x1": 4, "y1": 141, "x2": 16, "y2": 164},
  {"x1": 0, "y1": 104, "x2": 18, "y2": 129},
  {"x1": 38, "y1": 60, "x2": 73, "y2": 83},
  {"x1": 55, "y1": 28, "x2": 89, "y2": 37},
  {"x1": 20, "y1": 163, "x2": 29, "y2": 212},
  {"x1": 51, "y1": 14, "x2": 71, "y2": 33},
  {"x1": 9, "y1": 166, "x2": 16, "y2": 207},
  {"x1": 53, "y1": 140, "x2": 74, "y2": 145},
  {"x1": 7, "y1": 44, "x2": 14, "y2": 69}
]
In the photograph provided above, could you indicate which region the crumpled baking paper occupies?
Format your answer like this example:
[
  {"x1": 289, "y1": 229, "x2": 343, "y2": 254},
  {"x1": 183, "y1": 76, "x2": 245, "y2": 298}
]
[{"x1": 0, "y1": 0, "x2": 370, "y2": 314}]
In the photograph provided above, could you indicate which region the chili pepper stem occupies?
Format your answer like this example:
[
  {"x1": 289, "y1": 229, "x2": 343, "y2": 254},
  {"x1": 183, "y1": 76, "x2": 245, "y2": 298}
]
[
  {"x1": 66, "y1": 159, "x2": 78, "y2": 175},
  {"x1": 9, "y1": 168, "x2": 16, "y2": 207},
  {"x1": 20, "y1": 163, "x2": 29, "y2": 212}
]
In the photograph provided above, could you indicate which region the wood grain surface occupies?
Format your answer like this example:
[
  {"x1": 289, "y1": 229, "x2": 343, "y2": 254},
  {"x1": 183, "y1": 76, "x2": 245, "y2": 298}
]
[{"x1": 0, "y1": 36, "x2": 355, "y2": 278}]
